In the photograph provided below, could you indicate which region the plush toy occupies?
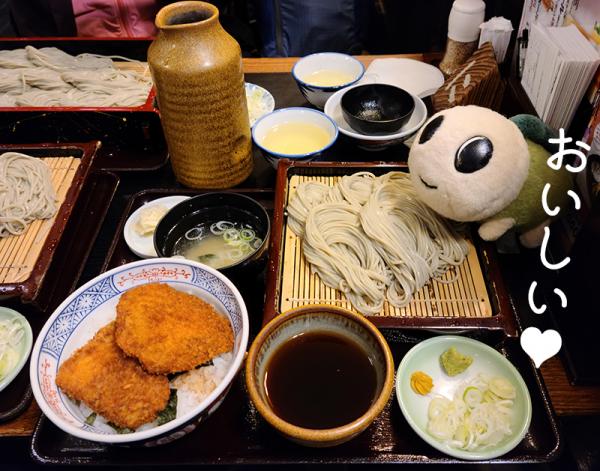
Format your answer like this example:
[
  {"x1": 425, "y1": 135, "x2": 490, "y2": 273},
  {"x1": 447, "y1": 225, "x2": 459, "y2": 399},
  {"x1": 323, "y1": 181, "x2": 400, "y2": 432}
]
[{"x1": 407, "y1": 105, "x2": 572, "y2": 247}]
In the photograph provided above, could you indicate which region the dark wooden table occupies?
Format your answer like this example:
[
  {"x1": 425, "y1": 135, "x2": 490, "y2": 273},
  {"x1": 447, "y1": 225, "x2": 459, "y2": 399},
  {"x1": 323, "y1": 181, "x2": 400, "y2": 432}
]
[{"x1": 1, "y1": 54, "x2": 598, "y2": 443}]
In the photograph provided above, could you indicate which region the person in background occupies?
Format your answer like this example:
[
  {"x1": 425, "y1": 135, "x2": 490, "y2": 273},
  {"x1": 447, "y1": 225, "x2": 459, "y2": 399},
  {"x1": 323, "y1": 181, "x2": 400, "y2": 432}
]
[
  {"x1": 4, "y1": 0, "x2": 258, "y2": 54},
  {"x1": 71, "y1": 0, "x2": 160, "y2": 37},
  {"x1": 255, "y1": 0, "x2": 364, "y2": 57},
  {"x1": 6, "y1": 0, "x2": 162, "y2": 37}
]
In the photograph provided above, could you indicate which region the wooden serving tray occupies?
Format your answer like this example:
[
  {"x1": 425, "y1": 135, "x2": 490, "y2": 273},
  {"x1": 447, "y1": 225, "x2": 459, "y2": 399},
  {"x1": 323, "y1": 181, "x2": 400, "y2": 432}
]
[
  {"x1": 264, "y1": 160, "x2": 518, "y2": 335},
  {"x1": 29, "y1": 333, "x2": 560, "y2": 465},
  {"x1": 0, "y1": 142, "x2": 98, "y2": 302}
]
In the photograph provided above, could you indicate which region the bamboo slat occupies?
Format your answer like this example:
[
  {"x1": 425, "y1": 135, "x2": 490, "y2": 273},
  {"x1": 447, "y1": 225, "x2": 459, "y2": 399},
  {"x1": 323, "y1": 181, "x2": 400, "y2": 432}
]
[
  {"x1": 279, "y1": 174, "x2": 492, "y2": 318},
  {"x1": 114, "y1": 61, "x2": 150, "y2": 77},
  {"x1": 0, "y1": 156, "x2": 80, "y2": 284}
]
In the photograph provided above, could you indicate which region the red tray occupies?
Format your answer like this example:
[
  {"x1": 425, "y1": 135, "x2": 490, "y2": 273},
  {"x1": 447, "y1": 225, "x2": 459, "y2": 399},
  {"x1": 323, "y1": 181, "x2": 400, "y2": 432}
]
[
  {"x1": 0, "y1": 38, "x2": 167, "y2": 171},
  {"x1": 0, "y1": 142, "x2": 99, "y2": 303}
]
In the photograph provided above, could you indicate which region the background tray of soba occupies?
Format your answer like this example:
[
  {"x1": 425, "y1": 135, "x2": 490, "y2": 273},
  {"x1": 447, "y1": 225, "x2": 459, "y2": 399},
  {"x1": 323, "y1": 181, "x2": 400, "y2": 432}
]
[
  {"x1": 0, "y1": 38, "x2": 167, "y2": 172},
  {"x1": 264, "y1": 160, "x2": 518, "y2": 336},
  {"x1": 0, "y1": 142, "x2": 98, "y2": 302}
]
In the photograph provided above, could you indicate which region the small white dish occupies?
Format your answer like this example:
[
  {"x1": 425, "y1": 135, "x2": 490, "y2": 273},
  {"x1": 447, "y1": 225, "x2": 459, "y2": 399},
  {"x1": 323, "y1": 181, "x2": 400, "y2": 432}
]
[
  {"x1": 364, "y1": 58, "x2": 444, "y2": 98},
  {"x1": 124, "y1": 196, "x2": 190, "y2": 258},
  {"x1": 324, "y1": 84, "x2": 427, "y2": 151},
  {"x1": 0, "y1": 307, "x2": 33, "y2": 393},
  {"x1": 245, "y1": 82, "x2": 275, "y2": 127}
]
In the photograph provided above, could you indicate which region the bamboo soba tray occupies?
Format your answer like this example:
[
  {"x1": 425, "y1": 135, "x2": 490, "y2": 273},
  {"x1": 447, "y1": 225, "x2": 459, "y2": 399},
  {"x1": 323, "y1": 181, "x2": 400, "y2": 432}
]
[
  {"x1": 264, "y1": 161, "x2": 518, "y2": 335},
  {"x1": 0, "y1": 142, "x2": 98, "y2": 302}
]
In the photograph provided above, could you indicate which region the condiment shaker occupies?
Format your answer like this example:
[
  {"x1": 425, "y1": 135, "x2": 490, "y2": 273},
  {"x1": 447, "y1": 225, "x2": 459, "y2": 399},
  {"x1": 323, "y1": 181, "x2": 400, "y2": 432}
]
[{"x1": 439, "y1": 0, "x2": 486, "y2": 77}]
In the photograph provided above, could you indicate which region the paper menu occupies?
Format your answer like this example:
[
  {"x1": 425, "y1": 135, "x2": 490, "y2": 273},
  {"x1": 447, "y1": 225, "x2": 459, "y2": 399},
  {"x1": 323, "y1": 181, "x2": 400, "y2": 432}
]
[{"x1": 521, "y1": 23, "x2": 600, "y2": 130}]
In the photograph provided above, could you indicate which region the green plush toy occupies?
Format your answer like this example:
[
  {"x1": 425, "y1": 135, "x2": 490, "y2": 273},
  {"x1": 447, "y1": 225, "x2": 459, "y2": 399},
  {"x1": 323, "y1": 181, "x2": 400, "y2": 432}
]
[{"x1": 408, "y1": 105, "x2": 572, "y2": 247}]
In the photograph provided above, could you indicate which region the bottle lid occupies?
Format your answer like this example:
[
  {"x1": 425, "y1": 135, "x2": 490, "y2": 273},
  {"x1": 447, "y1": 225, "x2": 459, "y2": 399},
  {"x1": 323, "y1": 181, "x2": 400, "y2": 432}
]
[
  {"x1": 448, "y1": 0, "x2": 486, "y2": 42},
  {"x1": 453, "y1": 0, "x2": 485, "y2": 14}
]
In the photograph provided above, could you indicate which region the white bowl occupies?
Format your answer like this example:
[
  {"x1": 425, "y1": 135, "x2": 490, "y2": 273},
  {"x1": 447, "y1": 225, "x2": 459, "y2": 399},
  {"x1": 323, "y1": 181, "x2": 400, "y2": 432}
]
[
  {"x1": 245, "y1": 82, "x2": 275, "y2": 127},
  {"x1": 252, "y1": 107, "x2": 338, "y2": 169},
  {"x1": 124, "y1": 195, "x2": 190, "y2": 258},
  {"x1": 292, "y1": 53, "x2": 365, "y2": 109},
  {"x1": 30, "y1": 258, "x2": 249, "y2": 446},
  {"x1": 324, "y1": 84, "x2": 428, "y2": 151},
  {"x1": 0, "y1": 307, "x2": 32, "y2": 393}
]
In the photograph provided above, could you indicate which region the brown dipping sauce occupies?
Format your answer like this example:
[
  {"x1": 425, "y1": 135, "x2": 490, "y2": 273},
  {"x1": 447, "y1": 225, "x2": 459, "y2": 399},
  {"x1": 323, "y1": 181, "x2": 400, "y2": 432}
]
[{"x1": 264, "y1": 331, "x2": 378, "y2": 429}]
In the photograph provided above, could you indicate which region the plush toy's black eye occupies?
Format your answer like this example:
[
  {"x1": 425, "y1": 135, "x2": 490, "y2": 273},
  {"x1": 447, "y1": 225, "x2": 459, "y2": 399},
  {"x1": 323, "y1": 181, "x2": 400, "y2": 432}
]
[
  {"x1": 454, "y1": 136, "x2": 493, "y2": 173},
  {"x1": 419, "y1": 115, "x2": 444, "y2": 144}
]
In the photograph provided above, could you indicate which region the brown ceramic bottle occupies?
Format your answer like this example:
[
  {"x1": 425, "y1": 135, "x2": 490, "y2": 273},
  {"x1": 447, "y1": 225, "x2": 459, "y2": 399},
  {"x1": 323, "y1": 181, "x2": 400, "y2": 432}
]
[{"x1": 148, "y1": 1, "x2": 253, "y2": 188}]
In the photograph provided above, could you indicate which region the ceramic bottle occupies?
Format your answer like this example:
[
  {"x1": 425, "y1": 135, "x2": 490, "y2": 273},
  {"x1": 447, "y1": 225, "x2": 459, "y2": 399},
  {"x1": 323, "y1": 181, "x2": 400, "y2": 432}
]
[{"x1": 148, "y1": 1, "x2": 253, "y2": 188}]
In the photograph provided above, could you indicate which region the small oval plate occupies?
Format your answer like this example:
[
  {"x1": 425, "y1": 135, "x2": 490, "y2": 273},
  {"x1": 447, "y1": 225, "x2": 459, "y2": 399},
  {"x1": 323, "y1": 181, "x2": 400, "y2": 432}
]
[{"x1": 124, "y1": 195, "x2": 190, "y2": 258}]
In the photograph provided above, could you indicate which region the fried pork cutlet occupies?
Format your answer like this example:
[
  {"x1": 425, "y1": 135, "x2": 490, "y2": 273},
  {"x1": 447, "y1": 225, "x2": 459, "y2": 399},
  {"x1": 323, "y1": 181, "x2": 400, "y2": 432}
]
[
  {"x1": 56, "y1": 322, "x2": 170, "y2": 430},
  {"x1": 115, "y1": 283, "x2": 234, "y2": 375}
]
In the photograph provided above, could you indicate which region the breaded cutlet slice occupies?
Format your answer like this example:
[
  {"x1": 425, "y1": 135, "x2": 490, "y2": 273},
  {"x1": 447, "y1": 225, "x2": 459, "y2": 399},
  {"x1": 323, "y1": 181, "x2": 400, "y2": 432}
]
[
  {"x1": 56, "y1": 322, "x2": 170, "y2": 430},
  {"x1": 115, "y1": 283, "x2": 234, "y2": 374}
]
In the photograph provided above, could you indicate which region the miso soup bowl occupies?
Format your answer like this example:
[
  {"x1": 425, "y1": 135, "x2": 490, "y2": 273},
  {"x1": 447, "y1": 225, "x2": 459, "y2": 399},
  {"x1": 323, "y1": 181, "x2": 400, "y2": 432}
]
[
  {"x1": 154, "y1": 192, "x2": 270, "y2": 279},
  {"x1": 252, "y1": 107, "x2": 338, "y2": 169},
  {"x1": 292, "y1": 52, "x2": 365, "y2": 109},
  {"x1": 245, "y1": 305, "x2": 395, "y2": 447}
]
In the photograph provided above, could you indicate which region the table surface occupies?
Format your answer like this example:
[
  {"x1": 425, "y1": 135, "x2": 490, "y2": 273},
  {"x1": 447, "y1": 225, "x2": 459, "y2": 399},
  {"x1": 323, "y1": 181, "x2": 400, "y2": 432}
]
[{"x1": 1, "y1": 54, "x2": 599, "y2": 439}]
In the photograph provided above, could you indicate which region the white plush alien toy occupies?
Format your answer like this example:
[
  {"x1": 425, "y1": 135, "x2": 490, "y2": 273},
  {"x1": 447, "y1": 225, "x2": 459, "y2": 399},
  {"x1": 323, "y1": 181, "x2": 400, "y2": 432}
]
[{"x1": 408, "y1": 105, "x2": 572, "y2": 247}]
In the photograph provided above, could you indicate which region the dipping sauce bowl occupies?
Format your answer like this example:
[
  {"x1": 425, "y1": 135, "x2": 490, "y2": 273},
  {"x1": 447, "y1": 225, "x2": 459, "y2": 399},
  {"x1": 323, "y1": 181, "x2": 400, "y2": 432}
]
[
  {"x1": 246, "y1": 305, "x2": 394, "y2": 447},
  {"x1": 341, "y1": 84, "x2": 415, "y2": 135}
]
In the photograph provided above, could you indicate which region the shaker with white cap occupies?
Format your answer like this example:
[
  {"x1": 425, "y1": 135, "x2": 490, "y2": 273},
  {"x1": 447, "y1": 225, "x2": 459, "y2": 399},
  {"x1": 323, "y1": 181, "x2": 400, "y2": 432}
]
[{"x1": 439, "y1": 0, "x2": 486, "y2": 76}]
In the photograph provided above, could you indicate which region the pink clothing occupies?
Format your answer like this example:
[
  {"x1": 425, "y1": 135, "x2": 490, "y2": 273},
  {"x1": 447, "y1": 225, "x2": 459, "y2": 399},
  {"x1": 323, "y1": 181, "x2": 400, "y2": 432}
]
[{"x1": 72, "y1": 0, "x2": 158, "y2": 37}]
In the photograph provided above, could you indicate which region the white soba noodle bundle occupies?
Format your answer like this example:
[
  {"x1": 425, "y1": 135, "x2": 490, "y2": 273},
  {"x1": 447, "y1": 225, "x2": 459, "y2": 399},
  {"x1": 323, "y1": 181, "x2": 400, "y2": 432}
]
[
  {"x1": 0, "y1": 152, "x2": 57, "y2": 237},
  {"x1": 0, "y1": 46, "x2": 151, "y2": 107},
  {"x1": 287, "y1": 171, "x2": 469, "y2": 315}
]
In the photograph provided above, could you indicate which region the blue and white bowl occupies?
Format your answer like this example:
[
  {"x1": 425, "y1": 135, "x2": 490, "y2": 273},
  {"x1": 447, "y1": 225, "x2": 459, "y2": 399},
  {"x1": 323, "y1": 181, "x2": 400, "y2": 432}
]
[
  {"x1": 252, "y1": 107, "x2": 338, "y2": 169},
  {"x1": 29, "y1": 258, "x2": 249, "y2": 446},
  {"x1": 292, "y1": 53, "x2": 365, "y2": 109}
]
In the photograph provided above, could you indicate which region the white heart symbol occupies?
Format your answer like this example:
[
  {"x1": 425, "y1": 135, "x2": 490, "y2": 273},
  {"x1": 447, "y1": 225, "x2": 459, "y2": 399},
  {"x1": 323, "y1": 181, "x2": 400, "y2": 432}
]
[{"x1": 520, "y1": 327, "x2": 562, "y2": 368}]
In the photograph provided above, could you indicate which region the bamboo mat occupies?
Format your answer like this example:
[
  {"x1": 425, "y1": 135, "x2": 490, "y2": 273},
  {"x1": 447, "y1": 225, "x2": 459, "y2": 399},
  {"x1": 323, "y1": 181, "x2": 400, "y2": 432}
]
[
  {"x1": 115, "y1": 61, "x2": 151, "y2": 78},
  {"x1": 279, "y1": 174, "x2": 492, "y2": 318},
  {"x1": 0, "y1": 157, "x2": 80, "y2": 284}
]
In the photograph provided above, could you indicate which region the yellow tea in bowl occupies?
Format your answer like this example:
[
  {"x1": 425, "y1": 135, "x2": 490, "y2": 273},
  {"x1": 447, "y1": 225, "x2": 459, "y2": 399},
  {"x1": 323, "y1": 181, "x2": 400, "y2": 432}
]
[
  {"x1": 304, "y1": 69, "x2": 355, "y2": 87},
  {"x1": 261, "y1": 122, "x2": 331, "y2": 155}
]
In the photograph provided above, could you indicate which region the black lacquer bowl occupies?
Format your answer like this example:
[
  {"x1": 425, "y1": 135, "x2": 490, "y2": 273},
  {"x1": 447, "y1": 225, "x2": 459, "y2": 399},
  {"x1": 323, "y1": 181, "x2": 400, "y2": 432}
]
[
  {"x1": 341, "y1": 84, "x2": 415, "y2": 135},
  {"x1": 154, "y1": 192, "x2": 271, "y2": 278}
]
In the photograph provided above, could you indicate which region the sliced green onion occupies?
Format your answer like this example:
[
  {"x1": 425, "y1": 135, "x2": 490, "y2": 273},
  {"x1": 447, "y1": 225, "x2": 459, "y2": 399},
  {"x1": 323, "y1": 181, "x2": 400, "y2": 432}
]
[
  {"x1": 185, "y1": 226, "x2": 204, "y2": 240},
  {"x1": 223, "y1": 228, "x2": 239, "y2": 243},
  {"x1": 240, "y1": 229, "x2": 255, "y2": 241}
]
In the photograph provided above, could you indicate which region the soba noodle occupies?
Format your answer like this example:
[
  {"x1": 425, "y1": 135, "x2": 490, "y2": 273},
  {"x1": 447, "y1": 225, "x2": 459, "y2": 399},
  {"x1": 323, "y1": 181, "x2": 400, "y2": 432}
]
[
  {"x1": 287, "y1": 172, "x2": 469, "y2": 314},
  {"x1": 0, "y1": 46, "x2": 151, "y2": 107},
  {"x1": 0, "y1": 152, "x2": 57, "y2": 237}
]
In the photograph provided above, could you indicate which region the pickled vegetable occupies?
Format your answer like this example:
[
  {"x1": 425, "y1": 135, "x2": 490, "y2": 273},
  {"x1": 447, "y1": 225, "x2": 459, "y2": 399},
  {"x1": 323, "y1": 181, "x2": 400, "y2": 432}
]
[{"x1": 410, "y1": 371, "x2": 434, "y2": 395}]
